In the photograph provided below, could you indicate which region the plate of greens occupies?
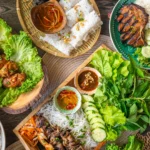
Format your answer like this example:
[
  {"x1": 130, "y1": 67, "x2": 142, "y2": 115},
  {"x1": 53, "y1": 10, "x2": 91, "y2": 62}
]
[
  {"x1": 110, "y1": 0, "x2": 150, "y2": 69},
  {"x1": 0, "y1": 18, "x2": 44, "y2": 113}
]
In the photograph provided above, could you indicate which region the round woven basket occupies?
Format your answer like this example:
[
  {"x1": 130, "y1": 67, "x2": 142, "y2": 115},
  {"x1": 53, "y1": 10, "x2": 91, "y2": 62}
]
[{"x1": 16, "y1": 0, "x2": 101, "y2": 58}]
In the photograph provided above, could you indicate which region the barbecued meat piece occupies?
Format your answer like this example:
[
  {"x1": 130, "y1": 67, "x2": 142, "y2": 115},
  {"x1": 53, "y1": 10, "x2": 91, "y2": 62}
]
[
  {"x1": 35, "y1": 115, "x2": 85, "y2": 150},
  {"x1": 0, "y1": 55, "x2": 8, "y2": 69},
  {"x1": 0, "y1": 61, "x2": 18, "y2": 78},
  {"x1": 3, "y1": 73, "x2": 26, "y2": 88},
  {"x1": 117, "y1": 3, "x2": 149, "y2": 47}
]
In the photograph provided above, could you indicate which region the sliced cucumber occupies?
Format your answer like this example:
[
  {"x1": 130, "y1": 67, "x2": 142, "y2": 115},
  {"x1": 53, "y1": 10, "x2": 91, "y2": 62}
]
[
  {"x1": 90, "y1": 117, "x2": 105, "y2": 125},
  {"x1": 145, "y1": 29, "x2": 150, "y2": 41},
  {"x1": 92, "y1": 128, "x2": 106, "y2": 142},
  {"x1": 85, "y1": 110, "x2": 98, "y2": 116},
  {"x1": 82, "y1": 95, "x2": 94, "y2": 103},
  {"x1": 91, "y1": 122, "x2": 105, "y2": 130},
  {"x1": 142, "y1": 46, "x2": 150, "y2": 58},
  {"x1": 88, "y1": 115, "x2": 103, "y2": 122},
  {"x1": 82, "y1": 101, "x2": 95, "y2": 110},
  {"x1": 85, "y1": 107, "x2": 99, "y2": 113}
]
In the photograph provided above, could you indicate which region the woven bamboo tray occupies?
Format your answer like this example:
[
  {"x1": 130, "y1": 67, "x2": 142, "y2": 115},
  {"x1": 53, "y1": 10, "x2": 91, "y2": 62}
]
[{"x1": 16, "y1": 0, "x2": 101, "y2": 58}]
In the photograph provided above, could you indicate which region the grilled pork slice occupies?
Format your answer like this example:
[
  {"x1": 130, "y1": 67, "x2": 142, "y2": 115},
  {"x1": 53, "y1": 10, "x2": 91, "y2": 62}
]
[
  {"x1": 0, "y1": 61, "x2": 18, "y2": 78},
  {"x1": 3, "y1": 73, "x2": 26, "y2": 88},
  {"x1": 117, "y1": 3, "x2": 149, "y2": 47},
  {"x1": 35, "y1": 115, "x2": 85, "y2": 150}
]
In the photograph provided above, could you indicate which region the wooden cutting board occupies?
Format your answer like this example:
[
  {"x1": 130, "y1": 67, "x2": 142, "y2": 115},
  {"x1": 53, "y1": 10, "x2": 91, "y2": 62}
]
[{"x1": 2, "y1": 65, "x2": 49, "y2": 114}]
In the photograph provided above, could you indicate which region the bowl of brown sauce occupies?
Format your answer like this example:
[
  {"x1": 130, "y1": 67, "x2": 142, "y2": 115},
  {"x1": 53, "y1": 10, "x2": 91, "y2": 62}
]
[
  {"x1": 53, "y1": 86, "x2": 81, "y2": 114},
  {"x1": 74, "y1": 67, "x2": 101, "y2": 95},
  {"x1": 31, "y1": 0, "x2": 67, "y2": 34}
]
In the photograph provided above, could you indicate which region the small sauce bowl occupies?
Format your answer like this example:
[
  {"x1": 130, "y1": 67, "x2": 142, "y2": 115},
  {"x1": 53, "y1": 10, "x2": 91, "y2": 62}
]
[
  {"x1": 53, "y1": 86, "x2": 81, "y2": 114},
  {"x1": 31, "y1": 0, "x2": 67, "y2": 34},
  {"x1": 74, "y1": 67, "x2": 101, "y2": 95}
]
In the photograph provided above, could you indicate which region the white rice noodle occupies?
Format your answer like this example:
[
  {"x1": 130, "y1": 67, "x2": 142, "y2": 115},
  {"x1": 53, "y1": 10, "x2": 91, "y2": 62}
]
[
  {"x1": 69, "y1": 10, "x2": 101, "y2": 48},
  {"x1": 59, "y1": 0, "x2": 80, "y2": 12},
  {"x1": 135, "y1": 0, "x2": 150, "y2": 29},
  {"x1": 38, "y1": 101, "x2": 97, "y2": 150},
  {"x1": 66, "y1": 0, "x2": 93, "y2": 27}
]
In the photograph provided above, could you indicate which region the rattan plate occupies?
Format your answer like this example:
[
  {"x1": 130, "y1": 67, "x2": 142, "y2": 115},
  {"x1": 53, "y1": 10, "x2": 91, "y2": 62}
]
[{"x1": 16, "y1": 0, "x2": 101, "y2": 58}]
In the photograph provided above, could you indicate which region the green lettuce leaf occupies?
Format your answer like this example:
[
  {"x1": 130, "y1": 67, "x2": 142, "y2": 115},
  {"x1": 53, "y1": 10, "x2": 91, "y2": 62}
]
[
  {"x1": 123, "y1": 136, "x2": 143, "y2": 150},
  {"x1": 0, "y1": 18, "x2": 12, "y2": 44},
  {"x1": 100, "y1": 106, "x2": 126, "y2": 126},
  {"x1": 106, "y1": 143, "x2": 121, "y2": 150},
  {"x1": 105, "y1": 126, "x2": 118, "y2": 141},
  {"x1": 0, "y1": 31, "x2": 43, "y2": 107},
  {"x1": 90, "y1": 49, "x2": 112, "y2": 78}
]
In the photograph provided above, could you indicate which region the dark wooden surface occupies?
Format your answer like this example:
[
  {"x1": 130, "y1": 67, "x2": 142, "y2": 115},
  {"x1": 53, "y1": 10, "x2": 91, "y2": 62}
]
[{"x1": 0, "y1": 0, "x2": 118, "y2": 148}]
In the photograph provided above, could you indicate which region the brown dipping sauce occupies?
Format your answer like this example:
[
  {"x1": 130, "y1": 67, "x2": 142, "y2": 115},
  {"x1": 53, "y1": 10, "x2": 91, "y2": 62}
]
[
  {"x1": 31, "y1": 0, "x2": 65, "y2": 33},
  {"x1": 57, "y1": 90, "x2": 78, "y2": 110},
  {"x1": 78, "y1": 70, "x2": 99, "y2": 91}
]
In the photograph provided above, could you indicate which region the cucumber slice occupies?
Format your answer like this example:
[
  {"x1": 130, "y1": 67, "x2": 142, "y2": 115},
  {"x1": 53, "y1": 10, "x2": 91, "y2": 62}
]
[
  {"x1": 92, "y1": 128, "x2": 106, "y2": 142},
  {"x1": 85, "y1": 107, "x2": 99, "y2": 113},
  {"x1": 88, "y1": 114, "x2": 103, "y2": 122},
  {"x1": 145, "y1": 29, "x2": 150, "y2": 41},
  {"x1": 90, "y1": 117, "x2": 105, "y2": 125},
  {"x1": 91, "y1": 122, "x2": 105, "y2": 130},
  {"x1": 142, "y1": 46, "x2": 150, "y2": 58},
  {"x1": 82, "y1": 95, "x2": 94, "y2": 103},
  {"x1": 82, "y1": 101, "x2": 95, "y2": 110},
  {"x1": 147, "y1": 40, "x2": 150, "y2": 46},
  {"x1": 85, "y1": 110, "x2": 97, "y2": 116}
]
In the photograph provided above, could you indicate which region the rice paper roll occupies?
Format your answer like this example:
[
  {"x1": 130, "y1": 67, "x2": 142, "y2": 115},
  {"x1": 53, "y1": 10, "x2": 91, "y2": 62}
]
[
  {"x1": 59, "y1": 0, "x2": 80, "y2": 12},
  {"x1": 69, "y1": 10, "x2": 101, "y2": 48},
  {"x1": 54, "y1": 40, "x2": 74, "y2": 55},
  {"x1": 66, "y1": 0, "x2": 94, "y2": 27}
]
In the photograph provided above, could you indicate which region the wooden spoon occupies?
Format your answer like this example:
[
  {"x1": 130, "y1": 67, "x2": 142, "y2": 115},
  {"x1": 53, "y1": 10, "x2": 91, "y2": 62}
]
[{"x1": 31, "y1": 0, "x2": 67, "y2": 34}]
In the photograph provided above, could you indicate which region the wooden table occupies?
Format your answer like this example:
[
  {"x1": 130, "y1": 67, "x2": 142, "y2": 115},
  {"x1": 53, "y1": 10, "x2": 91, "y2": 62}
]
[{"x1": 0, "y1": 0, "x2": 118, "y2": 148}]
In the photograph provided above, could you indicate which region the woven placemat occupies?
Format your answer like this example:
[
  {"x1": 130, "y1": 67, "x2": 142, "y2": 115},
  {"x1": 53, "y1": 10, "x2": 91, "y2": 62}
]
[{"x1": 6, "y1": 141, "x2": 25, "y2": 150}]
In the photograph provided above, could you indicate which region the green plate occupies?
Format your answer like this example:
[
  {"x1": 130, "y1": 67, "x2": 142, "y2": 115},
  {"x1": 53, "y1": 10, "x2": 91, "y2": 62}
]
[{"x1": 109, "y1": 0, "x2": 150, "y2": 70}]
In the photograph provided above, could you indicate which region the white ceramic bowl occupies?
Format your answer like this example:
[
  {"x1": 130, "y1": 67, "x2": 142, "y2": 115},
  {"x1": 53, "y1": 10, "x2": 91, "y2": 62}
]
[
  {"x1": 0, "y1": 122, "x2": 6, "y2": 150},
  {"x1": 54, "y1": 86, "x2": 81, "y2": 114}
]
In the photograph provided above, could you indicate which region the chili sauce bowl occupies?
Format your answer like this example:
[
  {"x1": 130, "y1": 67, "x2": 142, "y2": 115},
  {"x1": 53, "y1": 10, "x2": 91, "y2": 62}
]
[{"x1": 53, "y1": 86, "x2": 81, "y2": 114}]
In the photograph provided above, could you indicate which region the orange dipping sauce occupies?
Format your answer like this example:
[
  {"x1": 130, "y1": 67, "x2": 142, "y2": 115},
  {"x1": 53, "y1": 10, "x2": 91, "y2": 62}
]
[
  {"x1": 31, "y1": 0, "x2": 66, "y2": 33},
  {"x1": 57, "y1": 90, "x2": 78, "y2": 110}
]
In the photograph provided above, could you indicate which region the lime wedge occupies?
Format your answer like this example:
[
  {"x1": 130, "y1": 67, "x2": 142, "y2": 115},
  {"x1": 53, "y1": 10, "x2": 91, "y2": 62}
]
[{"x1": 142, "y1": 46, "x2": 150, "y2": 58}]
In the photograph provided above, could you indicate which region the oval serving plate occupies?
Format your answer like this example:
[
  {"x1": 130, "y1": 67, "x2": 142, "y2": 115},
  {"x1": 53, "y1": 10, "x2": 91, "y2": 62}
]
[
  {"x1": 109, "y1": 0, "x2": 150, "y2": 70},
  {"x1": 16, "y1": 0, "x2": 101, "y2": 58}
]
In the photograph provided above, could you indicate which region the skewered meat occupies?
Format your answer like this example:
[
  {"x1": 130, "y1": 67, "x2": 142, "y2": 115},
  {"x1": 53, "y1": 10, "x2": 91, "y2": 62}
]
[
  {"x1": 35, "y1": 115, "x2": 85, "y2": 150},
  {"x1": 0, "y1": 61, "x2": 18, "y2": 78},
  {"x1": 117, "y1": 3, "x2": 149, "y2": 47},
  {"x1": 0, "y1": 55, "x2": 8, "y2": 69},
  {"x1": 3, "y1": 73, "x2": 26, "y2": 88}
]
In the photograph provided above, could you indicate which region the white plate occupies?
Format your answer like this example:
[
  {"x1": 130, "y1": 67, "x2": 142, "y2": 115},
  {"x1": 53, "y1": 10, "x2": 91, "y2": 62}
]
[{"x1": 0, "y1": 122, "x2": 6, "y2": 150}]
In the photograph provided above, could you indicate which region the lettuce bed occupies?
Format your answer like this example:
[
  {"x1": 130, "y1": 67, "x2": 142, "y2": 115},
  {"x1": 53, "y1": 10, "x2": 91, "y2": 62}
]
[{"x1": 0, "y1": 18, "x2": 43, "y2": 107}]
